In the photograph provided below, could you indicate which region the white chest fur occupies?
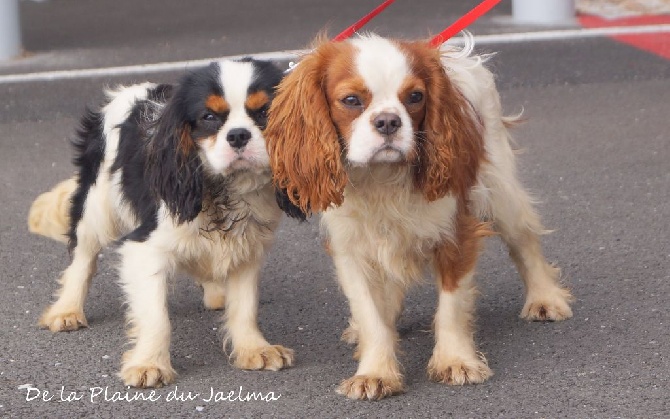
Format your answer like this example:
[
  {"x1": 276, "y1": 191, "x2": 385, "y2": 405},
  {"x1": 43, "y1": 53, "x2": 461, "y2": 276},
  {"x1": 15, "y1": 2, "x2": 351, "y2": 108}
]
[
  {"x1": 322, "y1": 167, "x2": 458, "y2": 285},
  {"x1": 151, "y1": 180, "x2": 281, "y2": 282}
]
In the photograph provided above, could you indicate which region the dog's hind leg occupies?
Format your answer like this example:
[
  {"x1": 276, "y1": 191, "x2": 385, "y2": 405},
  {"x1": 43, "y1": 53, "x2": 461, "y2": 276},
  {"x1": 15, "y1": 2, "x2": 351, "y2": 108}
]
[
  {"x1": 202, "y1": 281, "x2": 226, "y2": 311},
  {"x1": 38, "y1": 180, "x2": 117, "y2": 331},
  {"x1": 473, "y1": 144, "x2": 573, "y2": 321},
  {"x1": 39, "y1": 221, "x2": 101, "y2": 332},
  {"x1": 39, "y1": 233, "x2": 100, "y2": 332},
  {"x1": 341, "y1": 279, "x2": 404, "y2": 356},
  {"x1": 502, "y1": 215, "x2": 574, "y2": 321}
]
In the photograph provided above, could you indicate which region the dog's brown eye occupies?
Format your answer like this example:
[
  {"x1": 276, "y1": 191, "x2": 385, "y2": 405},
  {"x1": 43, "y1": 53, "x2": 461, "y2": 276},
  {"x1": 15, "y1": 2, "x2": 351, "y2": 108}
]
[
  {"x1": 408, "y1": 91, "x2": 424, "y2": 104},
  {"x1": 342, "y1": 95, "x2": 363, "y2": 108},
  {"x1": 202, "y1": 112, "x2": 217, "y2": 121}
]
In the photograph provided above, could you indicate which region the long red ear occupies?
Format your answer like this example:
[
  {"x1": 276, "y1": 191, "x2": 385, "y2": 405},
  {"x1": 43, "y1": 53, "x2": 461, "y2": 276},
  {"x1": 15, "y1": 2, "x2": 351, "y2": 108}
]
[
  {"x1": 265, "y1": 42, "x2": 348, "y2": 215},
  {"x1": 407, "y1": 42, "x2": 485, "y2": 203}
]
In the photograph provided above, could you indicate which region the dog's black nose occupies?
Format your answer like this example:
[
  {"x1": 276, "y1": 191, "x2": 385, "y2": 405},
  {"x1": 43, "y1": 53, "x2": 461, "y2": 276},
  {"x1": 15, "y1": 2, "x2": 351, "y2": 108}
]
[
  {"x1": 373, "y1": 112, "x2": 402, "y2": 136},
  {"x1": 226, "y1": 128, "x2": 252, "y2": 149}
]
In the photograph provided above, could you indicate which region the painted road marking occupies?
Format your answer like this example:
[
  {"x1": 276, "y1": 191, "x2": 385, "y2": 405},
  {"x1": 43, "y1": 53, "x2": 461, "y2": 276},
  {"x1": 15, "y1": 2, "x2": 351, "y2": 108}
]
[{"x1": 579, "y1": 15, "x2": 670, "y2": 60}]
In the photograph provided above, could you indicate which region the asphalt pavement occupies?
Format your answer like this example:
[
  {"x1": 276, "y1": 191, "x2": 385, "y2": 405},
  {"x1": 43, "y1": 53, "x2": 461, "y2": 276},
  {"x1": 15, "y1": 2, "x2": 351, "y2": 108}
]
[{"x1": 1, "y1": 0, "x2": 669, "y2": 417}]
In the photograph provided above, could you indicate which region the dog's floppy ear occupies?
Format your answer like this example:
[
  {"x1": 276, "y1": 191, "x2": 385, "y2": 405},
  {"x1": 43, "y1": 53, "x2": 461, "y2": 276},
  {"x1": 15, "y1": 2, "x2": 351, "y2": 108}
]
[
  {"x1": 409, "y1": 42, "x2": 486, "y2": 203},
  {"x1": 274, "y1": 187, "x2": 307, "y2": 221},
  {"x1": 265, "y1": 42, "x2": 348, "y2": 215},
  {"x1": 146, "y1": 92, "x2": 204, "y2": 224}
]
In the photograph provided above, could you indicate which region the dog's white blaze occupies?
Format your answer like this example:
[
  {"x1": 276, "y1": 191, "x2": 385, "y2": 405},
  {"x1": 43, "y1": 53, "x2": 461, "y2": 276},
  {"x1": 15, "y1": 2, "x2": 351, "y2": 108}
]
[
  {"x1": 219, "y1": 60, "x2": 255, "y2": 119},
  {"x1": 347, "y1": 36, "x2": 415, "y2": 164},
  {"x1": 351, "y1": 36, "x2": 408, "y2": 97}
]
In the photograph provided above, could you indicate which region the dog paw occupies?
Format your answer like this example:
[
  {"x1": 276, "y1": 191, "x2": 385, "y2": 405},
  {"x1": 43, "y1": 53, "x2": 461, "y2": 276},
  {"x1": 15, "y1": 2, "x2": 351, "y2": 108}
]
[
  {"x1": 202, "y1": 293, "x2": 225, "y2": 311},
  {"x1": 233, "y1": 345, "x2": 294, "y2": 371},
  {"x1": 336, "y1": 375, "x2": 404, "y2": 400},
  {"x1": 39, "y1": 308, "x2": 88, "y2": 332},
  {"x1": 340, "y1": 321, "x2": 359, "y2": 345},
  {"x1": 427, "y1": 354, "x2": 493, "y2": 385},
  {"x1": 521, "y1": 288, "x2": 574, "y2": 321},
  {"x1": 119, "y1": 364, "x2": 176, "y2": 388},
  {"x1": 202, "y1": 282, "x2": 226, "y2": 310},
  {"x1": 341, "y1": 320, "x2": 362, "y2": 359}
]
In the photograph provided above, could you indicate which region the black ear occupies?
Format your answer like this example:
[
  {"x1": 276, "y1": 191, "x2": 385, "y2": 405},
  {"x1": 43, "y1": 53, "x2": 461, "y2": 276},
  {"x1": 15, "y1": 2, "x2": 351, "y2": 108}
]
[
  {"x1": 146, "y1": 96, "x2": 203, "y2": 224},
  {"x1": 274, "y1": 187, "x2": 307, "y2": 221}
]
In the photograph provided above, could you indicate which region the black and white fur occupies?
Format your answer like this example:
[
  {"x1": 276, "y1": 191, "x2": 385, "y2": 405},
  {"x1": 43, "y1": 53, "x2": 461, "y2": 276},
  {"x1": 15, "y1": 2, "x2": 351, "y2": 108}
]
[{"x1": 39, "y1": 59, "x2": 299, "y2": 388}]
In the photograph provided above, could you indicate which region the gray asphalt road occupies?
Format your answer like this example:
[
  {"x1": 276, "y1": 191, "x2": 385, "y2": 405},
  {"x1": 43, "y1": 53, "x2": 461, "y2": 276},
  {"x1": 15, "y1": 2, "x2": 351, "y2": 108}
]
[{"x1": 2, "y1": 1, "x2": 669, "y2": 417}]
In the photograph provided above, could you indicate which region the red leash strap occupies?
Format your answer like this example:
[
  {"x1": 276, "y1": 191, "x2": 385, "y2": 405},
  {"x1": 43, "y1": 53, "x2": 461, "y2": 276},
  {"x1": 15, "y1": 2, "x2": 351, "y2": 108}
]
[
  {"x1": 332, "y1": 0, "x2": 396, "y2": 42},
  {"x1": 428, "y1": 0, "x2": 502, "y2": 48}
]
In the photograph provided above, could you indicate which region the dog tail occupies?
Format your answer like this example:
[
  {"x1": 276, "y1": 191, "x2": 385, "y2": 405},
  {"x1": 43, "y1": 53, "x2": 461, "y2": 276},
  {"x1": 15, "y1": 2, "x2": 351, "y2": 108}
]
[{"x1": 28, "y1": 177, "x2": 77, "y2": 244}]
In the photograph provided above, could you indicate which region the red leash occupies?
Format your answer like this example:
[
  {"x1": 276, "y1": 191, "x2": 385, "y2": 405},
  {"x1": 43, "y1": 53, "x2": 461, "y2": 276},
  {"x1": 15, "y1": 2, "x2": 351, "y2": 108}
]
[
  {"x1": 331, "y1": 0, "x2": 500, "y2": 45},
  {"x1": 332, "y1": 0, "x2": 396, "y2": 42},
  {"x1": 429, "y1": 0, "x2": 502, "y2": 47},
  {"x1": 286, "y1": 0, "x2": 500, "y2": 73}
]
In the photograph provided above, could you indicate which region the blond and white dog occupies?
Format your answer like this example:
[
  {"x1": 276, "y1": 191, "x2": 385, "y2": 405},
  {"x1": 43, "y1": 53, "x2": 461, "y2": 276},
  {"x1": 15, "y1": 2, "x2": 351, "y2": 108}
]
[{"x1": 266, "y1": 34, "x2": 573, "y2": 400}]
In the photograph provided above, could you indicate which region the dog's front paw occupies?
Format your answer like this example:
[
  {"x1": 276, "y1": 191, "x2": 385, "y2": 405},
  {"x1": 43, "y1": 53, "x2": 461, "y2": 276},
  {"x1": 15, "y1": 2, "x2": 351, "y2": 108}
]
[
  {"x1": 340, "y1": 320, "x2": 362, "y2": 360},
  {"x1": 521, "y1": 287, "x2": 573, "y2": 321},
  {"x1": 39, "y1": 307, "x2": 88, "y2": 332},
  {"x1": 233, "y1": 345, "x2": 294, "y2": 371},
  {"x1": 119, "y1": 364, "x2": 176, "y2": 388},
  {"x1": 340, "y1": 319, "x2": 359, "y2": 344},
  {"x1": 202, "y1": 282, "x2": 226, "y2": 310},
  {"x1": 337, "y1": 375, "x2": 404, "y2": 401},
  {"x1": 427, "y1": 354, "x2": 492, "y2": 385}
]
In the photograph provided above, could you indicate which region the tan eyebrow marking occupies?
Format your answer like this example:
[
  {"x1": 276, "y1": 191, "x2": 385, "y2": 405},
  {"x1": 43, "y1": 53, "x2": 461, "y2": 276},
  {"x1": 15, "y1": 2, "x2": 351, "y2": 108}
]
[
  {"x1": 399, "y1": 75, "x2": 425, "y2": 100},
  {"x1": 205, "y1": 95, "x2": 229, "y2": 113},
  {"x1": 245, "y1": 91, "x2": 270, "y2": 110},
  {"x1": 331, "y1": 77, "x2": 370, "y2": 102}
]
